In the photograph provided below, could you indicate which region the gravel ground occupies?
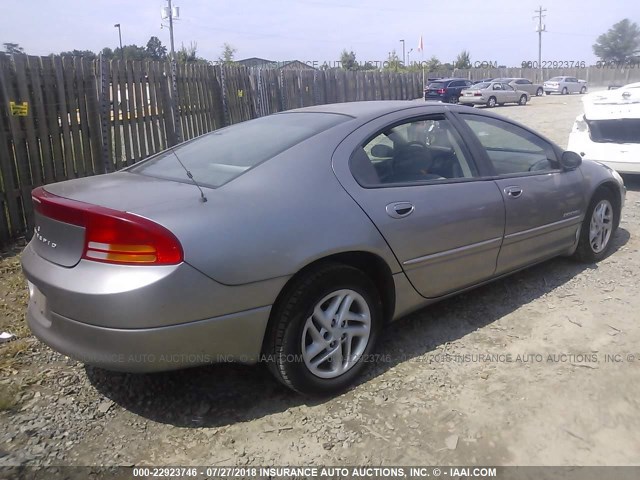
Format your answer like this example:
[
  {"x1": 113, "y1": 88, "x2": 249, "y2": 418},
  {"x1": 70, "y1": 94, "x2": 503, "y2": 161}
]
[{"x1": 1, "y1": 91, "x2": 639, "y2": 467}]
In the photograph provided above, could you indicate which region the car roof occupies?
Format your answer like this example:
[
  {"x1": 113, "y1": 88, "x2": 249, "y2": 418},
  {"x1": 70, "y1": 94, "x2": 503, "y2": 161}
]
[{"x1": 283, "y1": 101, "x2": 432, "y2": 118}]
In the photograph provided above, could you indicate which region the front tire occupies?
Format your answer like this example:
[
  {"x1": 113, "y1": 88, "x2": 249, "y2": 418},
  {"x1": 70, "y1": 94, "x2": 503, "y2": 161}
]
[
  {"x1": 574, "y1": 189, "x2": 618, "y2": 263},
  {"x1": 519, "y1": 94, "x2": 527, "y2": 105},
  {"x1": 580, "y1": 86, "x2": 587, "y2": 94},
  {"x1": 545, "y1": 91, "x2": 551, "y2": 95},
  {"x1": 265, "y1": 263, "x2": 382, "y2": 395}
]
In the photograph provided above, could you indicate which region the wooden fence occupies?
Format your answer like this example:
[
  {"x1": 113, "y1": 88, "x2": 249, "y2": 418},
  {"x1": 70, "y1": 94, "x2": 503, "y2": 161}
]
[{"x1": 2, "y1": 54, "x2": 638, "y2": 244}]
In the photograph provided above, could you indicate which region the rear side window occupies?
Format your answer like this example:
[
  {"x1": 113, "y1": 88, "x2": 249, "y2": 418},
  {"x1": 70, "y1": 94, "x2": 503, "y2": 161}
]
[{"x1": 132, "y1": 113, "x2": 349, "y2": 187}]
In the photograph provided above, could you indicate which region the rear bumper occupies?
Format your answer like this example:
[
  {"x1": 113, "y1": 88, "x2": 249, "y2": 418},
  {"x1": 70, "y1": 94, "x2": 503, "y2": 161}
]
[
  {"x1": 27, "y1": 281, "x2": 271, "y2": 372},
  {"x1": 459, "y1": 96, "x2": 486, "y2": 105},
  {"x1": 568, "y1": 131, "x2": 640, "y2": 174}
]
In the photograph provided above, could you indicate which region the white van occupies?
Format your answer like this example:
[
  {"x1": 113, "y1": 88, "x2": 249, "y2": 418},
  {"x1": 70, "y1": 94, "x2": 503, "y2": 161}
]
[{"x1": 567, "y1": 82, "x2": 640, "y2": 174}]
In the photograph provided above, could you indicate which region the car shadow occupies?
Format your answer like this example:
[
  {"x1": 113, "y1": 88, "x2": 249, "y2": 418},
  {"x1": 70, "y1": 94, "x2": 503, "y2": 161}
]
[
  {"x1": 622, "y1": 174, "x2": 640, "y2": 192},
  {"x1": 86, "y1": 228, "x2": 630, "y2": 428}
]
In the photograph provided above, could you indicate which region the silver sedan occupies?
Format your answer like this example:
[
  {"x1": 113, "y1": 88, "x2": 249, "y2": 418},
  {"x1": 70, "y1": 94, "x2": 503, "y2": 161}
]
[
  {"x1": 22, "y1": 101, "x2": 625, "y2": 395},
  {"x1": 459, "y1": 82, "x2": 530, "y2": 107}
]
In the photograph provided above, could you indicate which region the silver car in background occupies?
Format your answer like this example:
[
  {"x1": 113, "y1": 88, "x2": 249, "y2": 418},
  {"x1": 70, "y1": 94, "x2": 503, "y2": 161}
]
[
  {"x1": 496, "y1": 78, "x2": 544, "y2": 97},
  {"x1": 544, "y1": 76, "x2": 588, "y2": 95},
  {"x1": 459, "y1": 81, "x2": 530, "y2": 107},
  {"x1": 22, "y1": 101, "x2": 625, "y2": 395}
]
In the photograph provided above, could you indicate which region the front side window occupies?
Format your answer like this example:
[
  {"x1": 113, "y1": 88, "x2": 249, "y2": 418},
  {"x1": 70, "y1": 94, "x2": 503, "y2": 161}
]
[
  {"x1": 350, "y1": 116, "x2": 478, "y2": 186},
  {"x1": 460, "y1": 115, "x2": 558, "y2": 175}
]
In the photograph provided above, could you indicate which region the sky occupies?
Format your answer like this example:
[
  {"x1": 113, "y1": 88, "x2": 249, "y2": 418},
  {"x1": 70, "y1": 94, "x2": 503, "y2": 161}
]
[{"x1": 1, "y1": 0, "x2": 638, "y2": 67}]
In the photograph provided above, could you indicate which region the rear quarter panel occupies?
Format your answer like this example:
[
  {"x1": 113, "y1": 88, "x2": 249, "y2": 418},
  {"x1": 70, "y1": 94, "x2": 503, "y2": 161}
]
[{"x1": 138, "y1": 126, "x2": 403, "y2": 286}]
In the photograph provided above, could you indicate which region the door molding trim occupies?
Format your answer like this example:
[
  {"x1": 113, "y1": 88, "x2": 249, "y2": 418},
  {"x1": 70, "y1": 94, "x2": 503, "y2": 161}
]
[
  {"x1": 503, "y1": 215, "x2": 582, "y2": 245},
  {"x1": 403, "y1": 236, "x2": 503, "y2": 268}
]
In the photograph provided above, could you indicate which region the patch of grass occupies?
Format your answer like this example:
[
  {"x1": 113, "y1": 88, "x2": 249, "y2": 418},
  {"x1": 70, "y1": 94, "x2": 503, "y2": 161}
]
[
  {"x1": 0, "y1": 338, "x2": 30, "y2": 370},
  {"x1": 0, "y1": 383, "x2": 19, "y2": 411}
]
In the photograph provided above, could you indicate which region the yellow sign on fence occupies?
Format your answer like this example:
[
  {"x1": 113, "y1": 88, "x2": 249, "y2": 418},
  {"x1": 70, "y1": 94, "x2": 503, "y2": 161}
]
[{"x1": 9, "y1": 101, "x2": 29, "y2": 116}]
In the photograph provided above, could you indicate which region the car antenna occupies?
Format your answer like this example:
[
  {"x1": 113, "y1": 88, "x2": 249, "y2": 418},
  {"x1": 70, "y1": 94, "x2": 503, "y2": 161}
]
[{"x1": 169, "y1": 147, "x2": 208, "y2": 203}]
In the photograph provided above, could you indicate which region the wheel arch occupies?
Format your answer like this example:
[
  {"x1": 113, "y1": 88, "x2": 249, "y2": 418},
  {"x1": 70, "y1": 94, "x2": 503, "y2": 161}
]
[
  {"x1": 594, "y1": 180, "x2": 623, "y2": 229},
  {"x1": 261, "y1": 250, "x2": 396, "y2": 354}
]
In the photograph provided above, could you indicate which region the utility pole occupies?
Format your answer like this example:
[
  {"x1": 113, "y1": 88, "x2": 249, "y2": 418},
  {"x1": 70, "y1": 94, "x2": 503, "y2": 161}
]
[
  {"x1": 114, "y1": 23, "x2": 123, "y2": 60},
  {"x1": 533, "y1": 6, "x2": 547, "y2": 83},
  {"x1": 167, "y1": 0, "x2": 176, "y2": 61},
  {"x1": 399, "y1": 39, "x2": 405, "y2": 67},
  {"x1": 162, "y1": 0, "x2": 182, "y2": 143}
]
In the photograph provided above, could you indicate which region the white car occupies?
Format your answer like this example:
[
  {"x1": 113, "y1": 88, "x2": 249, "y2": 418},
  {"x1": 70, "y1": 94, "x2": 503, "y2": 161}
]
[
  {"x1": 544, "y1": 76, "x2": 588, "y2": 95},
  {"x1": 567, "y1": 82, "x2": 640, "y2": 174}
]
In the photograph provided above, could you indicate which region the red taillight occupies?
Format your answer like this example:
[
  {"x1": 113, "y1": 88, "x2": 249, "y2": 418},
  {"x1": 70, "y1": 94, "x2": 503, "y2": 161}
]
[
  {"x1": 32, "y1": 187, "x2": 183, "y2": 265},
  {"x1": 437, "y1": 88, "x2": 446, "y2": 94}
]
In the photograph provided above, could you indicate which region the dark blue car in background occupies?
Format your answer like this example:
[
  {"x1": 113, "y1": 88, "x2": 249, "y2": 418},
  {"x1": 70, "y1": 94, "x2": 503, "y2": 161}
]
[{"x1": 424, "y1": 78, "x2": 473, "y2": 103}]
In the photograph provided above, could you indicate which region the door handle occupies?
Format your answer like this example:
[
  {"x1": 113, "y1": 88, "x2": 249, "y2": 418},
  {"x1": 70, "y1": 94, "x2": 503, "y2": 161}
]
[
  {"x1": 504, "y1": 186, "x2": 523, "y2": 198},
  {"x1": 386, "y1": 202, "x2": 415, "y2": 218}
]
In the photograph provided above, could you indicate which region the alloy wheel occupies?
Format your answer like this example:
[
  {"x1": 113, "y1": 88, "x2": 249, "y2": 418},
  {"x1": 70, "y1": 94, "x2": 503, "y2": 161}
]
[
  {"x1": 301, "y1": 289, "x2": 371, "y2": 379},
  {"x1": 589, "y1": 199, "x2": 613, "y2": 253}
]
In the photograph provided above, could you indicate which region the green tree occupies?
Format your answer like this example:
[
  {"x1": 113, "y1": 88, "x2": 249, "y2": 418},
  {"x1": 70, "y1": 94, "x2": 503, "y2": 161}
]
[
  {"x1": 146, "y1": 36, "x2": 167, "y2": 60},
  {"x1": 454, "y1": 50, "x2": 471, "y2": 69},
  {"x1": 593, "y1": 19, "x2": 640, "y2": 62},
  {"x1": 339, "y1": 49, "x2": 359, "y2": 71},
  {"x1": 113, "y1": 44, "x2": 148, "y2": 61},
  {"x1": 60, "y1": 49, "x2": 96, "y2": 59},
  {"x1": 425, "y1": 55, "x2": 441, "y2": 72},
  {"x1": 178, "y1": 42, "x2": 210, "y2": 64},
  {"x1": 100, "y1": 47, "x2": 115, "y2": 59},
  {"x1": 219, "y1": 43, "x2": 237, "y2": 64},
  {"x1": 2, "y1": 42, "x2": 25, "y2": 54},
  {"x1": 383, "y1": 50, "x2": 403, "y2": 71}
]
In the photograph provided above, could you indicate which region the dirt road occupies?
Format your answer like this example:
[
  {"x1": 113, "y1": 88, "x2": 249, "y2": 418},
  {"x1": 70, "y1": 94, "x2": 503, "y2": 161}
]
[{"x1": 1, "y1": 91, "x2": 639, "y2": 467}]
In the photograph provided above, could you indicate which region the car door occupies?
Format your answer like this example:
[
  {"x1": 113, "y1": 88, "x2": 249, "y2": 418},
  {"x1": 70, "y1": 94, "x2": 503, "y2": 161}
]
[
  {"x1": 502, "y1": 83, "x2": 518, "y2": 103},
  {"x1": 332, "y1": 110, "x2": 505, "y2": 298},
  {"x1": 516, "y1": 79, "x2": 534, "y2": 95},
  {"x1": 492, "y1": 83, "x2": 506, "y2": 103},
  {"x1": 568, "y1": 77, "x2": 579, "y2": 93},
  {"x1": 456, "y1": 113, "x2": 586, "y2": 274}
]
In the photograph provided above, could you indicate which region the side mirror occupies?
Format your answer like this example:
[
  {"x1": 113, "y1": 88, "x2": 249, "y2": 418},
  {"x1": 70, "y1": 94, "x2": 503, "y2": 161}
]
[
  {"x1": 560, "y1": 150, "x2": 582, "y2": 170},
  {"x1": 371, "y1": 144, "x2": 394, "y2": 158}
]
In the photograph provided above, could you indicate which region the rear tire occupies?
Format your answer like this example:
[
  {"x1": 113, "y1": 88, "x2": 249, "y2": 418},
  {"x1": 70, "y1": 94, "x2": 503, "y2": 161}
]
[
  {"x1": 545, "y1": 91, "x2": 551, "y2": 95},
  {"x1": 265, "y1": 263, "x2": 382, "y2": 396},
  {"x1": 487, "y1": 96, "x2": 497, "y2": 108},
  {"x1": 518, "y1": 95, "x2": 527, "y2": 105},
  {"x1": 562, "y1": 87, "x2": 569, "y2": 95},
  {"x1": 574, "y1": 189, "x2": 618, "y2": 263},
  {"x1": 536, "y1": 87, "x2": 543, "y2": 96}
]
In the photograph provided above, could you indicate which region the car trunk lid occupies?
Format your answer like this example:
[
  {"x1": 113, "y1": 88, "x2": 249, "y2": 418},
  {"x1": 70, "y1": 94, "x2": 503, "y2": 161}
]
[
  {"x1": 582, "y1": 86, "x2": 640, "y2": 143},
  {"x1": 31, "y1": 172, "x2": 194, "y2": 267}
]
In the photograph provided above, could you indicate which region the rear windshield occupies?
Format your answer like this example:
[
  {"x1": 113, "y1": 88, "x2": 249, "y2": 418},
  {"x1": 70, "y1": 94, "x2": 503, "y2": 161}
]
[
  {"x1": 587, "y1": 118, "x2": 640, "y2": 144},
  {"x1": 428, "y1": 82, "x2": 446, "y2": 88},
  {"x1": 548, "y1": 77, "x2": 563, "y2": 81},
  {"x1": 131, "y1": 112, "x2": 349, "y2": 188},
  {"x1": 471, "y1": 83, "x2": 490, "y2": 89}
]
